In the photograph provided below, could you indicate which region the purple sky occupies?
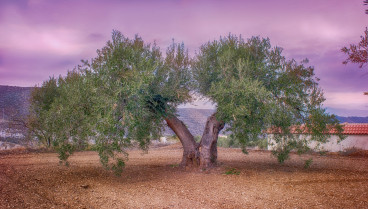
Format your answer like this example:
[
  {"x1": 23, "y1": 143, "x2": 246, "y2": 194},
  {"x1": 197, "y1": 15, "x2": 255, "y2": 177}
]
[{"x1": 0, "y1": 0, "x2": 367, "y2": 116}]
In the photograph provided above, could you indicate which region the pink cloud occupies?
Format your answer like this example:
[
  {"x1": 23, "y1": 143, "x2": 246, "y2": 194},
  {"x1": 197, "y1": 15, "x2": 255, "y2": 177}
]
[{"x1": 324, "y1": 92, "x2": 368, "y2": 110}]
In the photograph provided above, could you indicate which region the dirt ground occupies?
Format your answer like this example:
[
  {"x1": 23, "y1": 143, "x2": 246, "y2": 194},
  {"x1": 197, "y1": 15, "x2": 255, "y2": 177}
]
[{"x1": 0, "y1": 144, "x2": 368, "y2": 209}]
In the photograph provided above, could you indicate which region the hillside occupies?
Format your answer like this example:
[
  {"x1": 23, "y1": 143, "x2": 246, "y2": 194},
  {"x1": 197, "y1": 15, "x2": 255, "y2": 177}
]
[
  {"x1": 336, "y1": 116, "x2": 368, "y2": 123},
  {"x1": 0, "y1": 85, "x2": 32, "y2": 120}
]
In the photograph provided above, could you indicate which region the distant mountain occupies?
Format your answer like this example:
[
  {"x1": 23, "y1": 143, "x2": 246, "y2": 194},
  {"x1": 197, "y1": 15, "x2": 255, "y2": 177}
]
[
  {"x1": 326, "y1": 107, "x2": 368, "y2": 117},
  {"x1": 0, "y1": 85, "x2": 33, "y2": 120},
  {"x1": 164, "y1": 108, "x2": 215, "y2": 136},
  {"x1": 335, "y1": 116, "x2": 368, "y2": 123}
]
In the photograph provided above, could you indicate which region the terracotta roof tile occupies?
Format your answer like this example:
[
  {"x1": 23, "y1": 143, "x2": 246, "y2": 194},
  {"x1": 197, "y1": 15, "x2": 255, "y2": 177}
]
[
  {"x1": 338, "y1": 123, "x2": 368, "y2": 135},
  {"x1": 267, "y1": 123, "x2": 368, "y2": 135}
]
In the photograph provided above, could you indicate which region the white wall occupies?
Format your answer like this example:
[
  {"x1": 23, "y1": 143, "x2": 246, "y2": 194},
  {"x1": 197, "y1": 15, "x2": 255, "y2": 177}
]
[{"x1": 268, "y1": 134, "x2": 368, "y2": 152}]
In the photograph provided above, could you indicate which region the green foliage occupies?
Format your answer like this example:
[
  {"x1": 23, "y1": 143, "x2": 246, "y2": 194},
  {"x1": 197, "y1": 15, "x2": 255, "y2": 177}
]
[
  {"x1": 224, "y1": 168, "x2": 240, "y2": 175},
  {"x1": 112, "y1": 159, "x2": 125, "y2": 176},
  {"x1": 193, "y1": 34, "x2": 344, "y2": 163},
  {"x1": 217, "y1": 136, "x2": 240, "y2": 148},
  {"x1": 170, "y1": 163, "x2": 179, "y2": 168},
  {"x1": 227, "y1": 136, "x2": 241, "y2": 148},
  {"x1": 168, "y1": 134, "x2": 180, "y2": 141},
  {"x1": 270, "y1": 134, "x2": 312, "y2": 163},
  {"x1": 27, "y1": 77, "x2": 60, "y2": 147},
  {"x1": 149, "y1": 41, "x2": 193, "y2": 110},
  {"x1": 247, "y1": 138, "x2": 268, "y2": 149},
  {"x1": 304, "y1": 158, "x2": 313, "y2": 169},
  {"x1": 216, "y1": 135, "x2": 267, "y2": 149},
  {"x1": 272, "y1": 148, "x2": 290, "y2": 163},
  {"x1": 217, "y1": 136, "x2": 231, "y2": 148},
  {"x1": 27, "y1": 30, "x2": 192, "y2": 175},
  {"x1": 27, "y1": 31, "x2": 345, "y2": 173},
  {"x1": 194, "y1": 135, "x2": 201, "y2": 143}
]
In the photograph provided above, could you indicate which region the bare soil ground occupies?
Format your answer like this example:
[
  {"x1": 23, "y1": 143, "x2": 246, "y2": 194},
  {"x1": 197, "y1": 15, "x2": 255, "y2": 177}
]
[{"x1": 1, "y1": 144, "x2": 368, "y2": 208}]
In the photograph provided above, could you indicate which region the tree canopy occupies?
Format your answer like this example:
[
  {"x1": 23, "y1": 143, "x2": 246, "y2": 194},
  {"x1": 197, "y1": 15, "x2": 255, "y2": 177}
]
[
  {"x1": 28, "y1": 31, "x2": 192, "y2": 173},
  {"x1": 193, "y1": 35, "x2": 343, "y2": 163},
  {"x1": 27, "y1": 31, "x2": 343, "y2": 174}
]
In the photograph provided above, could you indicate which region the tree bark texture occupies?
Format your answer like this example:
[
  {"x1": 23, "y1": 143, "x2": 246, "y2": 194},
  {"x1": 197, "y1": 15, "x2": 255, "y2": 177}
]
[
  {"x1": 165, "y1": 115, "x2": 200, "y2": 167},
  {"x1": 199, "y1": 112, "x2": 224, "y2": 168}
]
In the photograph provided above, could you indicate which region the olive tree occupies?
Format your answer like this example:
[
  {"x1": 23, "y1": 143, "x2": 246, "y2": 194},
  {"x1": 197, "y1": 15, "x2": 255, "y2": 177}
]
[
  {"x1": 28, "y1": 31, "x2": 343, "y2": 173},
  {"x1": 84, "y1": 30, "x2": 196, "y2": 168},
  {"x1": 28, "y1": 31, "x2": 195, "y2": 172},
  {"x1": 192, "y1": 35, "x2": 343, "y2": 166},
  {"x1": 27, "y1": 77, "x2": 60, "y2": 147}
]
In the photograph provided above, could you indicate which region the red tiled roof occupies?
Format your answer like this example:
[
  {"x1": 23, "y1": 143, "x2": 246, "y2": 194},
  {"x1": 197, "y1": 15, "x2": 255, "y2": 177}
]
[
  {"x1": 337, "y1": 123, "x2": 368, "y2": 135},
  {"x1": 267, "y1": 123, "x2": 368, "y2": 135}
]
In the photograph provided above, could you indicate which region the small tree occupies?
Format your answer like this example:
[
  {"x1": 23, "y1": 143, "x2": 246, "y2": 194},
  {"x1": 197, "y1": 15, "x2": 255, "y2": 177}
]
[
  {"x1": 341, "y1": 27, "x2": 368, "y2": 69},
  {"x1": 341, "y1": 2, "x2": 367, "y2": 95},
  {"x1": 342, "y1": 2, "x2": 368, "y2": 95},
  {"x1": 27, "y1": 77, "x2": 60, "y2": 147}
]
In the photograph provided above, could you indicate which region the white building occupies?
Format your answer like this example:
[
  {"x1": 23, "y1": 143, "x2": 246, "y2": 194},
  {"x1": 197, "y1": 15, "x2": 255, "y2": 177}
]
[{"x1": 267, "y1": 123, "x2": 368, "y2": 152}]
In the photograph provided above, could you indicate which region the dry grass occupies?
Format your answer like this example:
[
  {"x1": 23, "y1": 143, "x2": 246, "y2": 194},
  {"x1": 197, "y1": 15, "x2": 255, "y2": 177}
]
[{"x1": 0, "y1": 143, "x2": 367, "y2": 208}]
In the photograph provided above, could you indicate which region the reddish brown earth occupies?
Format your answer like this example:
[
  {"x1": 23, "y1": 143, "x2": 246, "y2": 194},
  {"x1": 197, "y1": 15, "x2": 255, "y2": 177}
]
[{"x1": 1, "y1": 144, "x2": 368, "y2": 208}]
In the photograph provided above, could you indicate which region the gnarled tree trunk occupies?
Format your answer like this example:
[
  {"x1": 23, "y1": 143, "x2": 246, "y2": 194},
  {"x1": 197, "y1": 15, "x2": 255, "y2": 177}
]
[
  {"x1": 199, "y1": 112, "x2": 224, "y2": 168},
  {"x1": 165, "y1": 115, "x2": 200, "y2": 167}
]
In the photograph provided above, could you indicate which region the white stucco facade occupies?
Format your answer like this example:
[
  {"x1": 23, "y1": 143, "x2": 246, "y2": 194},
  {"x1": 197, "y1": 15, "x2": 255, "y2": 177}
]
[{"x1": 267, "y1": 134, "x2": 368, "y2": 152}]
